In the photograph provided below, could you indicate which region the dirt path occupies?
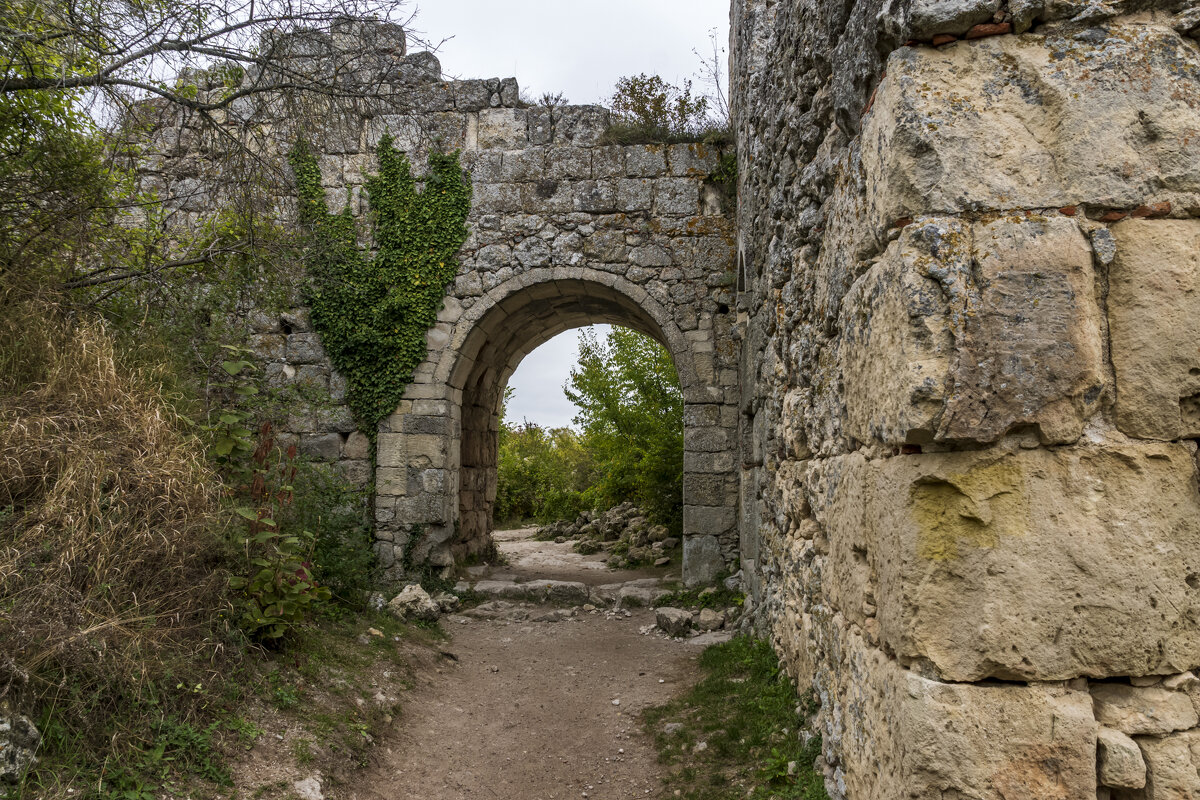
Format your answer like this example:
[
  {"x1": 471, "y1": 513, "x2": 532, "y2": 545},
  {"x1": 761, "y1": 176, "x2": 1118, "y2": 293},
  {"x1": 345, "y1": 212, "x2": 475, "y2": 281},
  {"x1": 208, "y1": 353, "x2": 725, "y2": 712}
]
[{"x1": 348, "y1": 529, "x2": 708, "y2": 800}]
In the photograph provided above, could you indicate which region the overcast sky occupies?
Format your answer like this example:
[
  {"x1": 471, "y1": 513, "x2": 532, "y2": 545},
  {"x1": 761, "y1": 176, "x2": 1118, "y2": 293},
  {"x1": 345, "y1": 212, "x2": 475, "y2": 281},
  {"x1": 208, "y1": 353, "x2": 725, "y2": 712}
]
[
  {"x1": 409, "y1": 0, "x2": 730, "y2": 105},
  {"x1": 408, "y1": 0, "x2": 729, "y2": 428}
]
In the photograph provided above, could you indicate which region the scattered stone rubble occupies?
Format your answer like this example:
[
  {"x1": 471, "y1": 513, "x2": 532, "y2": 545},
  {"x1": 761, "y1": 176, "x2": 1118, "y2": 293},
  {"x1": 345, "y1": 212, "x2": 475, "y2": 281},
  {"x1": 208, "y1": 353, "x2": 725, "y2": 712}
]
[
  {"x1": 381, "y1": 576, "x2": 740, "y2": 640},
  {"x1": 536, "y1": 503, "x2": 679, "y2": 569}
]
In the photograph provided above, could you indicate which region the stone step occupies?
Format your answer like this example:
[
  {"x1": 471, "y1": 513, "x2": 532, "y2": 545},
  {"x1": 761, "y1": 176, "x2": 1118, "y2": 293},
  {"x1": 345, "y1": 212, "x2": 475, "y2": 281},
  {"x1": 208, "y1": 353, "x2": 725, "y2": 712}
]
[{"x1": 468, "y1": 578, "x2": 670, "y2": 608}]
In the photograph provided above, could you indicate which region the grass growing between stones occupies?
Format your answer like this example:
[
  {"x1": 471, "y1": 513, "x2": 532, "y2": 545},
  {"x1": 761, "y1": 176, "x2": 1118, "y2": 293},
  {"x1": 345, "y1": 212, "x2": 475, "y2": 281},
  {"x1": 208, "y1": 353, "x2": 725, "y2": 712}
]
[
  {"x1": 643, "y1": 637, "x2": 828, "y2": 800},
  {"x1": 654, "y1": 585, "x2": 744, "y2": 611}
]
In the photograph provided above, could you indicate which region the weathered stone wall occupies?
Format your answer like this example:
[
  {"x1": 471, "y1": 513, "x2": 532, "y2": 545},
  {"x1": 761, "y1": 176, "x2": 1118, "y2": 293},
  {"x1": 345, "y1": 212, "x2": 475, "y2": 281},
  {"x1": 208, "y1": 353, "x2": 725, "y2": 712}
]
[
  {"x1": 139, "y1": 23, "x2": 739, "y2": 585},
  {"x1": 732, "y1": 0, "x2": 1200, "y2": 796}
]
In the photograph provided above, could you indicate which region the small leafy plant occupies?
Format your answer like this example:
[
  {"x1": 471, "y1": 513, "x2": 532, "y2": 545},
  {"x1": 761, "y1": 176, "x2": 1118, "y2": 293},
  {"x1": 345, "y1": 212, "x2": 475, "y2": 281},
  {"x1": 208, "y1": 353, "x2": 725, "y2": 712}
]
[{"x1": 227, "y1": 423, "x2": 331, "y2": 640}]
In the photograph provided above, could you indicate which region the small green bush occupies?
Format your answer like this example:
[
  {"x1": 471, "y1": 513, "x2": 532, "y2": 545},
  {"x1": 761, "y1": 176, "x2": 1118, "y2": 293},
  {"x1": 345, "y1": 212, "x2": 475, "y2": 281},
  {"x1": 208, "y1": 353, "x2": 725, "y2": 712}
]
[
  {"x1": 605, "y1": 74, "x2": 711, "y2": 142},
  {"x1": 226, "y1": 427, "x2": 331, "y2": 642}
]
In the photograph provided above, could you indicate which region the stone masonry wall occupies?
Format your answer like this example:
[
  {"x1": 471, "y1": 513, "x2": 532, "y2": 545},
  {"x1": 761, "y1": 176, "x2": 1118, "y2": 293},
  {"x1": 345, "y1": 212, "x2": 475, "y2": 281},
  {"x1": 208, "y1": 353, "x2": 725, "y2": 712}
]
[
  {"x1": 733, "y1": 0, "x2": 1200, "y2": 797},
  {"x1": 138, "y1": 23, "x2": 740, "y2": 585}
]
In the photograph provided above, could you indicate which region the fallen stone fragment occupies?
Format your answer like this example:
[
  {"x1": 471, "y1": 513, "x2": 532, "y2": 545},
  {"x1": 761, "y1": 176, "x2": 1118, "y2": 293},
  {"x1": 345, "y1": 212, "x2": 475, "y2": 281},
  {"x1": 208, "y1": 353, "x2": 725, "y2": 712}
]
[
  {"x1": 696, "y1": 608, "x2": 725, "y2": 631},
  {"x1": 656, "y1": 607, "x2": 693, "y2": 637},
  {"x1": 0, "y1": 713, "x2": 39, "y2": 784},
  {"x1": 1163, "y1": 672, "x2": 1198, "y2": 692},
  {"x1": 386, "y1": 584, "x2": 440, "y2": 621},
  {"x1": 533, "y1": 608, "x2": 576, "y2": 623},
  {"x1": 686, "y1": 631, "x2": 734, "y2": 647},
  {"x1": 463, "y1": 600, "x2": 531, "y2": 622},
  {"x1": 433, "y1": 591, "x2": 460, "y2": 612},
  {"x1": 292, "y1": 777, "x2": 323, "y2": 800}
]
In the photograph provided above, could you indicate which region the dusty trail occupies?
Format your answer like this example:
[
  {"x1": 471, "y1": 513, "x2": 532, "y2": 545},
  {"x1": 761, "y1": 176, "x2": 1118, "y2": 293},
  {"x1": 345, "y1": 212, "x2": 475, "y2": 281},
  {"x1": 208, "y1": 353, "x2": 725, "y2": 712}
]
[{"x1": 351, "y1": 528, "x2": 705, "y2": 800}]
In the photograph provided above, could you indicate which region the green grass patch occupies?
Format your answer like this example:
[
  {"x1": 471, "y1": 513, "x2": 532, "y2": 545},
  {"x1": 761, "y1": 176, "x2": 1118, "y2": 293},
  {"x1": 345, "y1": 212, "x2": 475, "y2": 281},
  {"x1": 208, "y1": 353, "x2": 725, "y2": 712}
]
[
  {"x1": 643, "y1": 636, "x2": 828, "y2": 800},
  {"x1": 17, "y1": 610, "x2": 432, "y2": 799},
  {"x1": 655, "y1": 585, "x2": 744, "y2": 611}
]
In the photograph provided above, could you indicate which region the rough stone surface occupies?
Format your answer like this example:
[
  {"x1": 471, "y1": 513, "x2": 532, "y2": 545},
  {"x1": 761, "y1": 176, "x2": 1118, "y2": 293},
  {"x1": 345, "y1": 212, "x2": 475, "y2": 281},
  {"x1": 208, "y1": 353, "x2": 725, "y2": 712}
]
[
  {"x1": 0, "y1": 714, "x2": 39, "y2": 783},
  {"x1": 472, "y1": 579, "x2": 589, "y2": 606},
  {"x1": 682, "y1": 534, "x2": 724, "y2": 587},
  {"x1": 808, "y1": 442, "x2": 1200, "y2": 682},
  {"x1": 816, "y1": 629, "x2": 1099, "y2": 800},
  {"x1": 842, "y1": 215, "x2": 1104, "y2": 446},
  {"x1": 733, "y1": 3, "x2": 1200, "y2": 797},
  {"x1": 655, "y1": 607, "x2": 693, "y2": 637},
  {"x1": 1109, "y1": 219, "x2": 1200, "y2": 441},
  {"x1": 1098, "y1": 727, "x2": 1147, "y2": 789},
  {"x1": 862, "y1": 27, "x2": 1200, "y2": 246},
  {"x1": 1132, "y1": 730, "x2": 1200, "y2": 800},
  {"x1": 386, "y1": 584, "x2": 441, "y2": 621},
  {"x1": 696, "y1": 608, "x2": 724, "y2": 632},
  {"x1": 1092, "y1": 685, "x2": 1200, "y2": 736}
]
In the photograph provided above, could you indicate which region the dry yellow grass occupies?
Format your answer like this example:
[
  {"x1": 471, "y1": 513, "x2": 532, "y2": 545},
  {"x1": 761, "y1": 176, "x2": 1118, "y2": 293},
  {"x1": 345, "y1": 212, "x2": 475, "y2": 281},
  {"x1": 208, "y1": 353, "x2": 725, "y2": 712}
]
[{"x1": 0, "y1": 295, "x2": 231, "y2": 750}]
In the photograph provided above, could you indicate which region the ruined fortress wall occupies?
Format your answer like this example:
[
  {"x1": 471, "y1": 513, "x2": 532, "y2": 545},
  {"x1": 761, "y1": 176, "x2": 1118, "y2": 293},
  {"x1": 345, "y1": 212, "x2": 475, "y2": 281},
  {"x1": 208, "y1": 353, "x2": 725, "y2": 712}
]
[
  {"x1": 137, "y1": 25, "x2": 739, "y2": 583},
  {"x1": 732, "y1": 0, "x2": 1200, "y2": 796}
]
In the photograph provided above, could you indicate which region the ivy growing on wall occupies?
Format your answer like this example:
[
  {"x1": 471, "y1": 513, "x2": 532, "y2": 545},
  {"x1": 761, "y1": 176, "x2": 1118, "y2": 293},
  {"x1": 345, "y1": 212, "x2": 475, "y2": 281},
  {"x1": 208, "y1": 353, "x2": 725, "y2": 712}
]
[{"x1": 289, "y1": 136, "x2": 471, "y2": 439}]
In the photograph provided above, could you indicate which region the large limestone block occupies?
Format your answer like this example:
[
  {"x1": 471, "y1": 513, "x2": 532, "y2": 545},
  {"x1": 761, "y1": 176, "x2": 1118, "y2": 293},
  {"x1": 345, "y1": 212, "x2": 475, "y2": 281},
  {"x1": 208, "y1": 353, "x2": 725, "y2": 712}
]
[
  {"x1": 842, "y1": 215, "x2": 1104, "y2": 446},
  {"x1": 898, "y1": 676, "x2": 1098, "y2": 800},
  {"x1": 683, "y1": 534, "x2": 724, "y2": 587},
  {"x1": 807, "y1": 442, "x2": 1200, "y2": 681},
  {"x1": 1092, "y1": 684, "x2": 1199, "y2": 736},
  {"x1": 828, "y1": 628, "x2": 1098, "y2": 800},
  {"x1": 863, "y1": 24, "x2": 1200, "y2": 235},
  {"x1": 1132, "y1": 730, "x2": 1200, "y2": 800},
  {"x1": 477, "y1": 108, "x2": 527, "y2": 150},
  {"x1": 1109, "y1": 219, "x2": 1200, "y2": 440}
]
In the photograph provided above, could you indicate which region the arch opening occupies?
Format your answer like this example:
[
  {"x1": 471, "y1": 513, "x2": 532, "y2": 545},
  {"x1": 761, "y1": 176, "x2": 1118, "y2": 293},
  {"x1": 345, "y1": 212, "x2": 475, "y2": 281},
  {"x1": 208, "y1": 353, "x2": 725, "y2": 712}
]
[
  {"x1": 449, "y1": 278, "x2": 689, "y2": 562},
  {"x1": 378, "y1": 266, "x2": 739, "y2": 587}
]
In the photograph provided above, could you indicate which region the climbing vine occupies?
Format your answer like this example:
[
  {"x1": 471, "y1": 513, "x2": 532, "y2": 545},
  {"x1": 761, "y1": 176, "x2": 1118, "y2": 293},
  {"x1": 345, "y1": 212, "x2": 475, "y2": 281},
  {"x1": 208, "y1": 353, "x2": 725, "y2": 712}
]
[{"x1": 289, "y1": 136, "x2": 471, "y2": 439}]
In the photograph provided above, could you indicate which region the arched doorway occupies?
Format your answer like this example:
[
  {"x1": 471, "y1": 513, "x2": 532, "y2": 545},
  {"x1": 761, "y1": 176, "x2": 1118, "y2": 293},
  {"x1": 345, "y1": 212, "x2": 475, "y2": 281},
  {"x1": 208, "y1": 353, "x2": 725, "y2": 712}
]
[{"x1": 374, "y1": 267, "x2": 739, "y2": 586}]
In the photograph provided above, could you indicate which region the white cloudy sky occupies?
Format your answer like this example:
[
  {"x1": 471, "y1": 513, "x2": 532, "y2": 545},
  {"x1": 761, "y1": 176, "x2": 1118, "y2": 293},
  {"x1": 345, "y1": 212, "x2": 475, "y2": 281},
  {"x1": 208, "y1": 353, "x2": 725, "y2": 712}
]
[{"x1": 409, "y1": 0, "x2": 730, "y2": 428}]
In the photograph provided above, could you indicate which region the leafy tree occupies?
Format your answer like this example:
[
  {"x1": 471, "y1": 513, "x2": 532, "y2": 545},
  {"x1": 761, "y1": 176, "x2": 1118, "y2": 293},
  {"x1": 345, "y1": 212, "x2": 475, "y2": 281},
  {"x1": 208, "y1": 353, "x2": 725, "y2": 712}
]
[
  {"x1": 0, "y1": 0, "x2": 405, "y2": 110},
  {"x1": 0, "y1": 0, "x2": 423, "y2": 303},
  {"x1": 495, "y1": 418, "x2": 592, "y2": 525},
  {"x1": 565, "y1": 327, "x2": 684, "y2": 531},
  {"x1": 608, "y1": 73, "x2": 709, "y2": 137}
]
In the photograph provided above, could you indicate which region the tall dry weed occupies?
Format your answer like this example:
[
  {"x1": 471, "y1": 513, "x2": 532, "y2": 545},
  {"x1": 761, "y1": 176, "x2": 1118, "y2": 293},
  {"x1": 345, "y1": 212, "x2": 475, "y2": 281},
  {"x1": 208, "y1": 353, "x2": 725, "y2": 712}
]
[{"x1": 0, "y1": 296, "x2": 232, "y2": 751}]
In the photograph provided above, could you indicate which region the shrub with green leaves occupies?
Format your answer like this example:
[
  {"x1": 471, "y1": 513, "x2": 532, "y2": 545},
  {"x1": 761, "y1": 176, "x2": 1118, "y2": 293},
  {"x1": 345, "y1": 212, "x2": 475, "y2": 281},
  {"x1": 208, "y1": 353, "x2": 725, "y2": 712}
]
[
  {"x1": 289, "y1": 137, "x2": 472, "y2": 439},
  {"x1": 609, "y1": 74, "x2": 708, "y2": 137},
  {"x1": 495, "y1": 421, "x2": 592, "y2": 525},
  {"x1": 566, "y1": 327, "x2": 684, "y2": 532},
  {"x1": 602, "y1": 73, "x2": 729, "y2": 145},
  {"x1": 226, "y1": 424, "x2": 330, "y2": 641},
  {"x1": 281, "y1": 460, "x2": 377, "y2": 609}
]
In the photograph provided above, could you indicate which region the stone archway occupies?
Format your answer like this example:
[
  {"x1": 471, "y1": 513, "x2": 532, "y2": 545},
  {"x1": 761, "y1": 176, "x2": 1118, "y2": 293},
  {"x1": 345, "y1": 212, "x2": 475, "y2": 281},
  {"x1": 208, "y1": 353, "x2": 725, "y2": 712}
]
[
  {"x1": 451, "y1": 272, "x2": 697, "y2": 562},
  {"x1": 374, "y1": 267, "x2": 738, "y2": 586}
]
